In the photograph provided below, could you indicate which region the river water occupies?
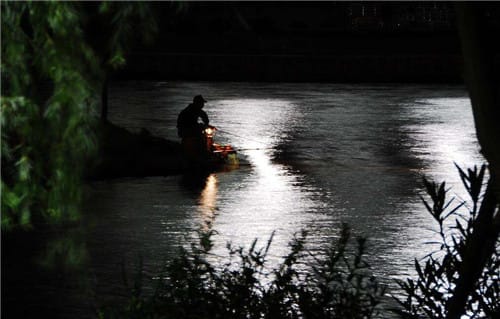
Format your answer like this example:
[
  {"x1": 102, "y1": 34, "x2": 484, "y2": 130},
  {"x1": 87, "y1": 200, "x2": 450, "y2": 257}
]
[{"x1": 81, "y1": 82, "x2": 483, "y2": 314}]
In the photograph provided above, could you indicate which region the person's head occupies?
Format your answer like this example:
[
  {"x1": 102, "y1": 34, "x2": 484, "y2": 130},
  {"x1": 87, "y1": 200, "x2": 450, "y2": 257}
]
[{"x1": 193, "y1": 95, "x2": 207, "y2": 108}]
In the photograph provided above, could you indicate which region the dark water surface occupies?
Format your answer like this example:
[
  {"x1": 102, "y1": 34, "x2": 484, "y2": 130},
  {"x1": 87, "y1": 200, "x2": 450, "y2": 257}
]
[{"x1": 4, "y1": 82, "x2": 484, "y2": 318}]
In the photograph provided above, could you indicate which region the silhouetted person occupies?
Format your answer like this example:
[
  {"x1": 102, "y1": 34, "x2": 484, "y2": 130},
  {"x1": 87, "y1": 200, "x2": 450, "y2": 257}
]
[{"x1": 177, "y1": 95, "x2": 210, "y2": 162}]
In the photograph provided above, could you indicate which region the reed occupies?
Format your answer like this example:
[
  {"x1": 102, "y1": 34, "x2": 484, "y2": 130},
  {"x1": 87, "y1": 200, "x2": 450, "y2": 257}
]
[
  {"x1": 99, "y1": 226, "x2": 385, "y2": 319},
  {"x1": 393, "y1": 165, "x2": 499, "y2": 319}
]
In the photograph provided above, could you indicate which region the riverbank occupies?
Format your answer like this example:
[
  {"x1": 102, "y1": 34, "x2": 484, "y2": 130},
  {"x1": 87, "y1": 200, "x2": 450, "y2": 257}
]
[{"x1": 88, "y1": 121, "x2": 183, "y2": 179}]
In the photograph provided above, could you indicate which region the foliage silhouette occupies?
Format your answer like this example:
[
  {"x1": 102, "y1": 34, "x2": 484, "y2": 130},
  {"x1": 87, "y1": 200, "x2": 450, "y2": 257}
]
[
  {"x1": 2, "y1": 1, "x2": 100, "y2": 229},
  {"x1": 99, "y1": 225, "x2": 385, "y2": 319},
  {"x1": 1, "y1": 1, "x2": 156, "y2": 230},
  {"x1": 394, "y1": 165, "x2": 499, "y2": 319}
]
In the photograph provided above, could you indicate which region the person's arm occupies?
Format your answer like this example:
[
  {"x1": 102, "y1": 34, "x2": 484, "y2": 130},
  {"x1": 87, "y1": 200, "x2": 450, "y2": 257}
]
[
  {"x1": 177, "y1": 113, "x2": 182, "y2": 128},
  {"x1": 200, "y1": 110, "x2": 209, "y2": 126}
]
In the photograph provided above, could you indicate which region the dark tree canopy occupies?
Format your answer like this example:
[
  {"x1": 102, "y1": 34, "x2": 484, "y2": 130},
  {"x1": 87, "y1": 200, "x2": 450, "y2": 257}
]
[{"x1": 1, "y1": 1, "x2": 156, "y2": 229}]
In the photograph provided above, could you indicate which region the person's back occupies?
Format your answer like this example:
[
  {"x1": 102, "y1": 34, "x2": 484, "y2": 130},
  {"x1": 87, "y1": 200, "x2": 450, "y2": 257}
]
[
  {"x1": 177, "y1": 95, "x2": 210, "y2": 163},
  {"x1": 177, "y1": 95, "x2": 209, "y2": 138}
]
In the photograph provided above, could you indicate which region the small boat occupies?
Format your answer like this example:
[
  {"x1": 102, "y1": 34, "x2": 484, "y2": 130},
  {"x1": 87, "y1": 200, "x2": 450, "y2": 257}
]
[
  {"x1": 181, "y1": 126, "x2": 239, "y2": 171},
  {"x1": 203, "y1": 126, "x2": 239, "y2": 167}
]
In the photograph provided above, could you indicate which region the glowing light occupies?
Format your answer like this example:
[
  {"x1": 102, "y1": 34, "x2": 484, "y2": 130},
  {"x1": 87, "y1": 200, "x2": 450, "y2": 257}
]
[
  {"x1": 205, "y1": 127, "x2": 216, "y2": 137},
  {"x1": 199, "y1": 174, "x2": 218, "y2": 229}
]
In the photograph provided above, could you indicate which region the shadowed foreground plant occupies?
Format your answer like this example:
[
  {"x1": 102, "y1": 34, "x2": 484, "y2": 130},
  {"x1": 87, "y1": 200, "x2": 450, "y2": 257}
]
[
  {"x1": 100, "y1": 225, "x2": 385, "y2": 319},
  {"x1": 394, "y1": 165, "x2": 500, "y2": 319}
]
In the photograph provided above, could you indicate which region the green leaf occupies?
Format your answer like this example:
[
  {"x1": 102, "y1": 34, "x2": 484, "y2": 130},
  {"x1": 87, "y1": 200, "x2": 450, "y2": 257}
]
[{"x1": 108, "y1": 52, "x2": 126, "y2": 69}]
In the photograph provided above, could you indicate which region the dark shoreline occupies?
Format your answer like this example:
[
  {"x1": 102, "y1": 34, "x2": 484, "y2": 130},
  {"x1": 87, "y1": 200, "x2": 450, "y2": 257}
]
[{"x1": 88, "y1": 122, "x2": 183, "y2": 180}]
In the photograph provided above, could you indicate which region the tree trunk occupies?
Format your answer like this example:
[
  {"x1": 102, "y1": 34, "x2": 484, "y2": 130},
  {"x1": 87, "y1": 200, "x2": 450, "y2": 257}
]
[
  {"x1": 445, "y1": 4, "x2": 500, "y2": 319},
  {"x1": 456, "y1": 3, "x2": 500, "y2": 199}
]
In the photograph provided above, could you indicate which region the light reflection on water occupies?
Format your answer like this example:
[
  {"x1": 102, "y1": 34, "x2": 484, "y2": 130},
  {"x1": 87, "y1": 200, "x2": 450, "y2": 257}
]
[
  {"x1": 83, "y1": 82, "x2": 484, "y2": 303},
  {"x1": 198, "y1": 174, "x2": 218, "y2": 230},
  {"x1": 205, "y1": 98, "x2": 325, "y2": 261}
]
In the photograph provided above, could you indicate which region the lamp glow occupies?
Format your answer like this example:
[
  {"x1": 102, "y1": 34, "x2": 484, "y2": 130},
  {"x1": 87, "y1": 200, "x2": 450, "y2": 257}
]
[{"x1": 205, "y1": 127, "x2": 215, "y2": 137}]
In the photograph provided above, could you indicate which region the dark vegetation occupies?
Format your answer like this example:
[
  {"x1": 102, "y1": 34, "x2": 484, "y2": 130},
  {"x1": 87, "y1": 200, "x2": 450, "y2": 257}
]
[
  {"x1": 395, "y1": 165, "x2": 500, "y2": 318},
  {"x1": 100, "y1": 225, "x2": 385, "y2": 319},
  {"x1": 2, "y1": 2, "x2": 499, "y2": 319},
  {"x1": 101, "y1": 225, "x2": 384, "y2": 318},
  {"x1": 1, "y1": 1, "x2": 158, "y2": 229},
  {"x1": 116, "y1": 2, "x2": 500, "y2": 83}
]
